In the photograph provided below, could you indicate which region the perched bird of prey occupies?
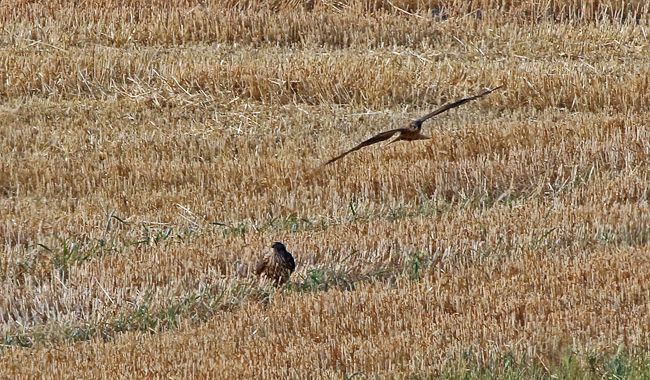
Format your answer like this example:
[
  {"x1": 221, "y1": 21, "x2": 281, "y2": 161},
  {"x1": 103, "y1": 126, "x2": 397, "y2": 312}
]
[
  {"x1": 254, "y1": 242, "x2": 296, "y2": 286},
  {"x1": 324, "y1": 85, "x2": 503, "y2": 165}
]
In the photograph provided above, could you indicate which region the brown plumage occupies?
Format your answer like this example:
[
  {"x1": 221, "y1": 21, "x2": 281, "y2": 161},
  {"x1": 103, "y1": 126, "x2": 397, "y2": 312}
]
[
  {"x1": 324, "y1": 85, "x2": 503, "y2": 165},
  {"x1": 254, "y1": 242, "x2": 296, "y2": 286}
]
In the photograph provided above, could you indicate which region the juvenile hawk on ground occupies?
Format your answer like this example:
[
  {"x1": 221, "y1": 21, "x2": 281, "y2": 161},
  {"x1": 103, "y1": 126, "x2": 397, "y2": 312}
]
[{"x1": 254, "y1": 242, "x2": 296, "y2": 286}]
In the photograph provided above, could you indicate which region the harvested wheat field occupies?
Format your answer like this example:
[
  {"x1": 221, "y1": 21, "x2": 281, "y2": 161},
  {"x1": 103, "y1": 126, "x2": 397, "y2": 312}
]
[{"x1": 2, "y1": 0, "x2": 650, "y2": 378}]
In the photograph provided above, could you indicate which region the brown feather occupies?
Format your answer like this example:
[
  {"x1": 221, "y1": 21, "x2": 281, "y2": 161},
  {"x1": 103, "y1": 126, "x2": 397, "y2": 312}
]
[
  {"x1": 323, "y1": 128, "x2": 404, "y2": 165},
  {"x1": 324, "y1": 85, "x2": 503, "y2": 165},
  {"x1": 255, "y1": 242, "x2": 296, "y2": 286},
  {"x1": 415, "y1": 85, "x2": 503, "y2": 124}
]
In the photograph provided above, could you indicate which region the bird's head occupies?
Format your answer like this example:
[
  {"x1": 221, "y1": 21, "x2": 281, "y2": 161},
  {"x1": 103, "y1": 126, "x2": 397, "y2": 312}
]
[
  {"x1": 409, "y1": 119, "x2": 423, "y2": 130},
  {"x1": 272, "y1": 242, "x2": 286, "y2": 251}
]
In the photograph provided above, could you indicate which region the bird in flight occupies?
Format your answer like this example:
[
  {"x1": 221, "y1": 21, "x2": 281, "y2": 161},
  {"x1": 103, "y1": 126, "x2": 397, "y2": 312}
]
[
  {"x1": 254, "y1": 242, "x2": 296, "y2": 286},
  {"x1": 324, "y1": 85, "x2": 503, "y2": 165}
]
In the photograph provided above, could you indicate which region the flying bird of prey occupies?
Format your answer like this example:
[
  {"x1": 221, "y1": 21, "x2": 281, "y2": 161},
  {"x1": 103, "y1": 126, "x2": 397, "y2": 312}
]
[
  {"x1": 254, "y1": 242, "x2": 296, "y2": 286},
  {"x1": 324, "y1": 85, "x2": 503, "y2": 165}
]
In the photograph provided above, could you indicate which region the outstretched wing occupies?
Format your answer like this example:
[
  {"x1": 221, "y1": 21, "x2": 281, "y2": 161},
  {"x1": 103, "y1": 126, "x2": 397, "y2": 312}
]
[
  {"x1": 324, "y1": 128, "x2": 406, "y2": 165},
  {"x1": 416, "y1": 85, "x2": 503, "y2": 123},
  {"x1": 324, "y1": 85, "x2": 503, "y2": 165}
]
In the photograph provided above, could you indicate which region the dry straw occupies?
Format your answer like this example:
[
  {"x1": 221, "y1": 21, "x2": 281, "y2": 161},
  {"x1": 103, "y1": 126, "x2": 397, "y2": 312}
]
[{"x1": 1, "y1": 0, "x2": 650, "y2": 378}]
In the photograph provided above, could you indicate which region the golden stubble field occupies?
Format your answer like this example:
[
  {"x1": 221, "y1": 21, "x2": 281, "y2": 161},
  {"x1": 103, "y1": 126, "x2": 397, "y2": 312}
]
[{"x1": 1, "y1": 0, "x2": 650, "y2": 378}]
